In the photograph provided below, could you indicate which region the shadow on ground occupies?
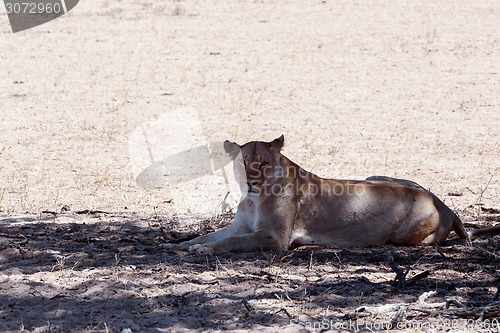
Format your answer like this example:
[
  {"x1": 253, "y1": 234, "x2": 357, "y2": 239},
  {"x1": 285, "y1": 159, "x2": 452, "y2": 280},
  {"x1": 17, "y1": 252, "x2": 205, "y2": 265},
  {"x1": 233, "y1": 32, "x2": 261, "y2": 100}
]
[{"x1": 0, "y1": 210, "x2": 499, "y2": 332}]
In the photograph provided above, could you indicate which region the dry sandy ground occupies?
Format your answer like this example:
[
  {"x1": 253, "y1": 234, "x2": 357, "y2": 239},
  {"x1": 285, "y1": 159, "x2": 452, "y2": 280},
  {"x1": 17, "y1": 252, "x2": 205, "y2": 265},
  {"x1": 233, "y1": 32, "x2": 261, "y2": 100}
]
[{"x1": 0, "y1": 0, "x2": 499, "y2": 332}]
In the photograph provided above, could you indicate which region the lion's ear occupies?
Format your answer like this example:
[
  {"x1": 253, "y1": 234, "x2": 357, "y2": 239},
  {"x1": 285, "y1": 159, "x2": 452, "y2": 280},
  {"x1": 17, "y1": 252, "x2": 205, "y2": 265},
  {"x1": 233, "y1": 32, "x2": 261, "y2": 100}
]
[
  {"x1": 224, "y1": 140, "x2": 241, "y2": 159},
  {"x1": 270, "y1": 135, "x2": 284, "y2": 152}
]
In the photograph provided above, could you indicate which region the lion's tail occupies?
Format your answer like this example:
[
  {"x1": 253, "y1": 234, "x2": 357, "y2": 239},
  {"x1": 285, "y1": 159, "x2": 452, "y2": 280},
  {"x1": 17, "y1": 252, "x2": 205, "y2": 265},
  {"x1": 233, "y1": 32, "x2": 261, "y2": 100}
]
[
  {"x1": 452, "y1": 213, "x2": 469, "y2": 240},
  {"x1": 453, "y1": 211, "x2": 500, "y2": 239},
  {"x1": 467, "y1": 224, "x2": 500, "y2": 239}
]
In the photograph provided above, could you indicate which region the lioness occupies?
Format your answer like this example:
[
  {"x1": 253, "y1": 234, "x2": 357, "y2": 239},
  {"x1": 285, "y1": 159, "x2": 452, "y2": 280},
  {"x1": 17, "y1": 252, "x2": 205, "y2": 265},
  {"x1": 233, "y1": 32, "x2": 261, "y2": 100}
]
[{"x1": 165, "y1": 135, "x2": 498, "y2": 253}]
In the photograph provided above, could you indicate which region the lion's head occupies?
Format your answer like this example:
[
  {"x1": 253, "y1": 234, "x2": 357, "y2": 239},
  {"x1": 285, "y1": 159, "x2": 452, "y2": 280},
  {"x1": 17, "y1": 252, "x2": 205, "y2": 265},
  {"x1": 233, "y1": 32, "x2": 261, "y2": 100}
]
[{"x1": 224, "y1": 135, "x2": 285, "y2": 194}]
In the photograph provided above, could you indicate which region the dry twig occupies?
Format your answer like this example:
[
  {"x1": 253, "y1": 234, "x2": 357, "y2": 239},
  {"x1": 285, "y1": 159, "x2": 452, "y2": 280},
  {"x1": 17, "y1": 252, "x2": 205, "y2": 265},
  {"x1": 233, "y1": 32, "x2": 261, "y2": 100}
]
[
  {"x1": 387, "y1": 253, "x2": 409, "y2": 289},
  {"x1": 356, "y1": 291, "x2": 443, "y2": 315},
  {"x1": 355, "y1": 291, "x2": 500, "y2": 320}
]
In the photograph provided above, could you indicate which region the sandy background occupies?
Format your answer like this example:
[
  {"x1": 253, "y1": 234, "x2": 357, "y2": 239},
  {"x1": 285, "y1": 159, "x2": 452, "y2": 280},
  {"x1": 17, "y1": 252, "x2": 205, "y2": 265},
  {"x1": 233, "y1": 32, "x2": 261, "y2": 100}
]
[
  {"x1": 0, "y1": 0, "x2": 498, "y2": 215},
  {"x1": 0, "y1": 0, "x2": 499, "y2": 332}
]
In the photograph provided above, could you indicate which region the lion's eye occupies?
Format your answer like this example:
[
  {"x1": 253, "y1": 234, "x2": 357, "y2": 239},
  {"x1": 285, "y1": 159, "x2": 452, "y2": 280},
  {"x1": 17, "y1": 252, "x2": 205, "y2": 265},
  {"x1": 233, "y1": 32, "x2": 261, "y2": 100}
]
[{"x1": 260, "y1": 161, "x2": 268, "y2": 168}]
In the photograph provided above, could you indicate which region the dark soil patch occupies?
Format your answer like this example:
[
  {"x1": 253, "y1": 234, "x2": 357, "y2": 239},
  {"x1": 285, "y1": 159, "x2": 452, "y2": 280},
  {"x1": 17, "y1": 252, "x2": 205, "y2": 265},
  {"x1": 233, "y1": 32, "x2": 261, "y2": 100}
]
[{"x1": 0, "y1": 210, "x2": 498, "y2": 332}]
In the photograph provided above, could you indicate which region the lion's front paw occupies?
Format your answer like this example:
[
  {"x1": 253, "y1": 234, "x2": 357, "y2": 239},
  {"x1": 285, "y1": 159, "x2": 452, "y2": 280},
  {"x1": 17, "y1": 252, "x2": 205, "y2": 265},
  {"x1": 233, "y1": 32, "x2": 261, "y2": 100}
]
[{"x1": 189, "y1": 244, "x2": 214, "y2": 255}]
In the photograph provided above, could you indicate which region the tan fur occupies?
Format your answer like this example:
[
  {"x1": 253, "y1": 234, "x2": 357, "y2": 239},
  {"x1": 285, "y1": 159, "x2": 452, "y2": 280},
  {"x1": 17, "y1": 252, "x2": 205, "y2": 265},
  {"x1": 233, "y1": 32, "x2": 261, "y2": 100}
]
[{"x1": 165, "y1": 136, "x2": 493, "y2": 254}]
